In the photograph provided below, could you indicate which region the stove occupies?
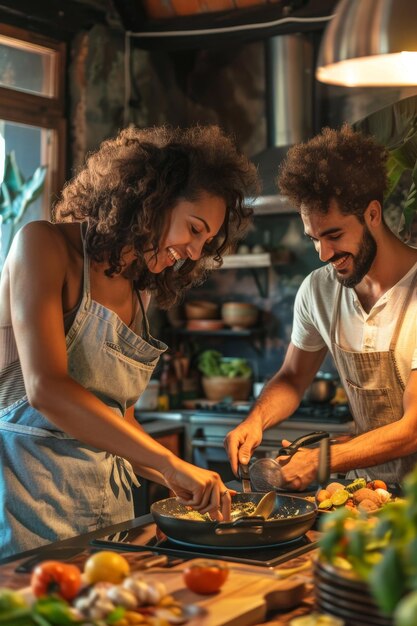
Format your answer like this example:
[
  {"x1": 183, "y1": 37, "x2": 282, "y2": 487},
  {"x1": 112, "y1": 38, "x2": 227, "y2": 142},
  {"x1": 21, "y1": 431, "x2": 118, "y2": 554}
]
[
  {"x1": 192, "y1": 400, "x2": 352, "y2": 424},
  {"x1": 91, "y1": 517, "x2": 318, "y2": 568}
]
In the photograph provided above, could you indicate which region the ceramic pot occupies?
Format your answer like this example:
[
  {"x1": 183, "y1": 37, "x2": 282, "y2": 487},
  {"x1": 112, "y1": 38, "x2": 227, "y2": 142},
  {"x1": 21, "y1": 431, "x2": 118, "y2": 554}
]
[
  {"x1": 202, "y1": 376, "x2": 252, "y2": 401},
  {"x1": 221, "y1": 302, "x2": 258, "y2": 329},
  {"x1": 185, "y1": 300, "x2": 219, "y2": 320}
]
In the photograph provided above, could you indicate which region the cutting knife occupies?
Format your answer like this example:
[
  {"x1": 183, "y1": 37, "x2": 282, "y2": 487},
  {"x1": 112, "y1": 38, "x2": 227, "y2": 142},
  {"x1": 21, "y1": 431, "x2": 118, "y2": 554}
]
[{"x1": 238, "y1": 462, "x2": 252, "y2": 493}]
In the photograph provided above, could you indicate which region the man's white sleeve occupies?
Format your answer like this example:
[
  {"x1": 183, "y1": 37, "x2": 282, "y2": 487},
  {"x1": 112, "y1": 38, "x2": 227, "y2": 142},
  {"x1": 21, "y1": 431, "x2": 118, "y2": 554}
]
[{"x1": 291, "y1": 274, "x2": 327, "y2": 352}]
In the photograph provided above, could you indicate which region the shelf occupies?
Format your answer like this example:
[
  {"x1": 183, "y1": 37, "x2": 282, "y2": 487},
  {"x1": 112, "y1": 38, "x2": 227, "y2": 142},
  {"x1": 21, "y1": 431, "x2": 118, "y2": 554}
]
[
  {"x1": 220, "y1": 252, "x2": 271, "y2": 269},
  {"x1": 248, "y1": 194, "x2": 298, "y2": 216},
  {"x1": 166, "y1": 326, "x2": 265, "y2": 353},
  {"x1": 168, "y1": 327, "x2": 265, "y2": 337}
]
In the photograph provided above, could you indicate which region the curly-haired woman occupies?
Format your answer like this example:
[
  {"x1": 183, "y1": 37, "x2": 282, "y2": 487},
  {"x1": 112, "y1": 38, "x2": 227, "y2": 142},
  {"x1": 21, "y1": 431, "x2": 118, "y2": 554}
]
[
  {"x1": 226, "y1": 124, "x2": 417, "y2": 491},
  {"x1": 0, "y1": 125, "x2": 259, "y2": 557}
]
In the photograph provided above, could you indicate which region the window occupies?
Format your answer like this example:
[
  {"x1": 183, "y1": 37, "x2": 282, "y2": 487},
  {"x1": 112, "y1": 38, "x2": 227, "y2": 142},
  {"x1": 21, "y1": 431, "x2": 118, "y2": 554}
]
[{"x1": 0, "y1": 23, "x2": 66, "y2": 230}]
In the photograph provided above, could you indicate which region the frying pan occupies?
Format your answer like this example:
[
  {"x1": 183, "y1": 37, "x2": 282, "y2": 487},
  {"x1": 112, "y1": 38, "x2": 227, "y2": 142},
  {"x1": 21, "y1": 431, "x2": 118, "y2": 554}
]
[{"x1": 150, "y1": 492, "x2": 317, "y2": 548}]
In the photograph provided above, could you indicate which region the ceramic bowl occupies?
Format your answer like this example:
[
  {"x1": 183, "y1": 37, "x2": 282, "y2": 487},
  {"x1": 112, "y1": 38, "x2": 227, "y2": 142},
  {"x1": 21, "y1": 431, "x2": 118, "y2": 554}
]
[
  {"x1": 202, "y1": 376, "x2": 252, "y2": 401},
  {"x1": 221, "y1": 302, "x2": 258, "y2": 329},
  {"x1": 185, "y1": 300, "x2": 219, "y2": 320}
]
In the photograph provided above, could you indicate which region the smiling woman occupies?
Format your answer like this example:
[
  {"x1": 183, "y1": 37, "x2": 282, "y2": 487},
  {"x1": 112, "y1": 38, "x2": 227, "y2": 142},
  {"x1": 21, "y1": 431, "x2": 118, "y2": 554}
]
[{"x1": 0, "y1": 124, "x2": 259, "y2": 558}]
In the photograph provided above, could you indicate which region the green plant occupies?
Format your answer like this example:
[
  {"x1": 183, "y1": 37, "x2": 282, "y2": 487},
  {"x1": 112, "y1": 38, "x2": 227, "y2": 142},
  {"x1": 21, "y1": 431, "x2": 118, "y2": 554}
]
[
  {"x1": 197, "y1": 350, "x2": 252, "y2": 378},
  {"x1": 0, "y1": 150, "x2": 47, "y2": 266},
  {"x1": 318, "y1": 464, "x2": 417, "y2": 624},
  {"x1": 354, "y1": 95, "x2": 417, "y2": 238}
]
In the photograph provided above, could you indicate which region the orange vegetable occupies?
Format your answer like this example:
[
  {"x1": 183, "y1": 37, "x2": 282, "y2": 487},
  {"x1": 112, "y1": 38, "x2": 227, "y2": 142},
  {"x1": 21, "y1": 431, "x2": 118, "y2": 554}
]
[
  {"x1": 31, "y1": 560, "x2": 82, "y2": 600},
  {"x1": 367, "y1": 479, "x2": 388, "y2": 491}
]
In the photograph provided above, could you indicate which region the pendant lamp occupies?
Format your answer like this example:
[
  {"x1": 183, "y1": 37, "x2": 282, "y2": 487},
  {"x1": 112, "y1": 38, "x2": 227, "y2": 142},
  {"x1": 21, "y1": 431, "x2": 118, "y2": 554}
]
[{"x1": 316, "y1": 0, "x2": 417, "y2": 86}]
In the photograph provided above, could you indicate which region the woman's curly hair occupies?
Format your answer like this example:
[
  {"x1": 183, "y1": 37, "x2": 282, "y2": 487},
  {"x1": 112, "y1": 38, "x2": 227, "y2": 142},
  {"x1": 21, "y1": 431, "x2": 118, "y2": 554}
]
[
  {"x1": 53, "y1": 125, "x2": 259, "y2": 308},
  {"x1": 277, "y1": 124, "x2": 389, "y2": 221}
]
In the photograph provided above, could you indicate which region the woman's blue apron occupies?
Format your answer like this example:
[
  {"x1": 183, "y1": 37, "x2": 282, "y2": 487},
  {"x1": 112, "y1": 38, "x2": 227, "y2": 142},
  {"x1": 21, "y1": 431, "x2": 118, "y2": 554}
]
[{"x1": 0, "y1": 225, "x2": 167, "y2": 557}]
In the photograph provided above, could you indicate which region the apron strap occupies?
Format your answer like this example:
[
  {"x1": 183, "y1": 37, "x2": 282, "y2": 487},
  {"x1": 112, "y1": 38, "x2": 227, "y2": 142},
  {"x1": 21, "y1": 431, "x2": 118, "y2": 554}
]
[
  {"x1": 389, "y1": 269, "x2": 417, "y2": 351},
  {"x1": 134, "y1": 287, "x2": 151, "y2": 341},
  {"x1": 80, "y1": 221, "x2": 92, "y2": 307},
  {"x1": 329, "y1": 281, "x2": 343, "y2": 345}
]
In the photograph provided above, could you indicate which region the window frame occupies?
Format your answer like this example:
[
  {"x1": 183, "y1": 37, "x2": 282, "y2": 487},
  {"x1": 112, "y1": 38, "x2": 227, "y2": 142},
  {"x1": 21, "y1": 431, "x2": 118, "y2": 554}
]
[{"x1": 0, "y1": 22, "x2": 67, "y2": 216}]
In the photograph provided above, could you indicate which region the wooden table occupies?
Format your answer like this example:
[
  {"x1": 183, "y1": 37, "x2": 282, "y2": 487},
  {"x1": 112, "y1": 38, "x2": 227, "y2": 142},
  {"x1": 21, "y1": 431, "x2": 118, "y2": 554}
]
[{"x1": 0, "y1": 519, "x2": 321, "y2": 626}]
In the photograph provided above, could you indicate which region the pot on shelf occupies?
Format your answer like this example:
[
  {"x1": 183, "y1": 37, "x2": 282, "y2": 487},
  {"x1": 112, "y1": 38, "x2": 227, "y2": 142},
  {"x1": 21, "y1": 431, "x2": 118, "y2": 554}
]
[
  {"x1": 202, "y1": 376, "x2": 252, "y2": 401},
  {"x1": 221, "y1": 302, "x2": 258, "y2": 330}
]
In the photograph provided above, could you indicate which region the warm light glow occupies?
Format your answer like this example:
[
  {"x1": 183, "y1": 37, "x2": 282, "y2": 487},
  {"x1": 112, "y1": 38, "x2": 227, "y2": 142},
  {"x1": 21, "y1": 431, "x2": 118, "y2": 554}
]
[{"x1": 317, "y1": 51, "x2": 417, "y2": 86}]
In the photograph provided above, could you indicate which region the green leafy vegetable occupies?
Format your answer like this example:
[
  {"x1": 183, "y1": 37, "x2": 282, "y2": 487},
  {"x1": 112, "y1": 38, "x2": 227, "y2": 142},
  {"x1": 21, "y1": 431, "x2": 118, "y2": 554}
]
[{"x1": 197, "y1": 350, "x2": 252, "y2": 379}]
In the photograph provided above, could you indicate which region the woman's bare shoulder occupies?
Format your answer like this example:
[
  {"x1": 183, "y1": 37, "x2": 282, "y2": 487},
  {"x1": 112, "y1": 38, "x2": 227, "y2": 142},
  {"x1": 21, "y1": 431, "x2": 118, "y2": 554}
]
[{"x1": 15, "y1": 221, "x2": 82, "y2": 258}]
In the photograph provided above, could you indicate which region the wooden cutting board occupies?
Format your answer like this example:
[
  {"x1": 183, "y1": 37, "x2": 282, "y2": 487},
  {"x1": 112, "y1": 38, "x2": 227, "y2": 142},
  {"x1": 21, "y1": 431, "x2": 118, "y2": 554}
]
[{"x1": 145, "y1": 559, "x2": 310, "y2": 626}]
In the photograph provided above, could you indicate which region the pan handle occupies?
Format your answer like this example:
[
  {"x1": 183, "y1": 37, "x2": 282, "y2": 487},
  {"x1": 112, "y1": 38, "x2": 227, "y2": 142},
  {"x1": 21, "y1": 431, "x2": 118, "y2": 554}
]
[
  {"x1": 215, "y1": 516, "x2": 265, "y2": 535},
  {"x1": 278, "y1": 431, "x2": 329, "y2": 457}
]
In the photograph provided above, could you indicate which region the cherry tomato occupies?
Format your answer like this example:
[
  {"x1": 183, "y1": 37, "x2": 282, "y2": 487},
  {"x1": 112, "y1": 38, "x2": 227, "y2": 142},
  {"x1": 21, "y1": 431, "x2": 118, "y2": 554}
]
[
  {"x1": 183, "y1": 560, "x2": 229, "y2": 594},
  {"x1": 84, "y1": 550, "x2": 130, "y2": 584},
  {"x1": 367, "y1": 480, "x2": 388, "y2": 491},
  {"x1": 31, "y1": 561, "x2": 82, "y2": 600}
]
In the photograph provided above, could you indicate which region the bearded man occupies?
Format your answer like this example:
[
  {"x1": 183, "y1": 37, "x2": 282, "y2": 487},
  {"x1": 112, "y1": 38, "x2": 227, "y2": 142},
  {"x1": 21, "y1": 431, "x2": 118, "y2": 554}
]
[{"x1": 225, "y1": 125, "x2": 417, "y2": 488}]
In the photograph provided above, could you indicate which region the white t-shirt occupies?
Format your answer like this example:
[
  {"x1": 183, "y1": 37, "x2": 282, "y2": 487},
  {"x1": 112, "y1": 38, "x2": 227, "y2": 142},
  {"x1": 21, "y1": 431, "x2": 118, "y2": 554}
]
[{"x1": 291, "y1": 261, "x2": 417, "y2": 385}]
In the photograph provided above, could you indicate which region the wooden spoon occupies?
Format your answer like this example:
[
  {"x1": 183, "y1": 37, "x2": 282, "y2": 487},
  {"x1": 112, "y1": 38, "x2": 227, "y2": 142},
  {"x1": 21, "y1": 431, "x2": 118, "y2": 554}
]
[{"x1": 251, "y1": 490, "x2": 276, "y2": 519}]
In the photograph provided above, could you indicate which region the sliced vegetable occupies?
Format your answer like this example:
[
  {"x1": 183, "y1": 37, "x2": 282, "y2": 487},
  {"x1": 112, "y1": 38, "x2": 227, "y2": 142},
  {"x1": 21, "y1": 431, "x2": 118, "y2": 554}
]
[
  {"x1": 345, "y1": 478, "x2": 367, "y2": 493},
  {"x1": 330, "y1": 490, "x2": 350, "y2": 507},
  {"x1": 31, "y1": 561, "x2": 82, "y2": 601}
]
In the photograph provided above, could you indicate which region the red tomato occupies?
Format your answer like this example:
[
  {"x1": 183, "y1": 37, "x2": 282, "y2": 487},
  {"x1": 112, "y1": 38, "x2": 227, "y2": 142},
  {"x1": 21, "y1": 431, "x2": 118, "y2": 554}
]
[
  {"x1": 31, "y1": 560, "x2": 82, "y2": 600},
  {"x1": 183, "y1": 560, "x2": 229, "y2": 594},
  {"x1": 367, "y1": 480, "x2": 388, "y2": 491}
]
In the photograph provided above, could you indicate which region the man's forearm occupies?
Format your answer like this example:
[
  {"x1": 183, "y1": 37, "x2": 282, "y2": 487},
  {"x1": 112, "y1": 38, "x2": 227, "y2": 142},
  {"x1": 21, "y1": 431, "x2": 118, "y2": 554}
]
[
  {"x1": 248, "y1": 376, "x2": 303, "y2": 430},
  {"x1": 331, "y1": 417, "x2": 417, "y2": 473}
]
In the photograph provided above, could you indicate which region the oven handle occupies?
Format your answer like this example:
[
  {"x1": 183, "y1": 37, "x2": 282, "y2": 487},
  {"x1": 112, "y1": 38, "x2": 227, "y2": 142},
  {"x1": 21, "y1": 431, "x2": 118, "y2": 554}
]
[{"x1": 191, "y1": 438, "x2": 278, "y2": 453}]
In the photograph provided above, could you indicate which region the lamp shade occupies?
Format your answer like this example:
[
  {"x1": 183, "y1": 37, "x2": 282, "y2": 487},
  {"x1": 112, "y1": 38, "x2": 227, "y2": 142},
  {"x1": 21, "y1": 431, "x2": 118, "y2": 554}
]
[{"x1": 316, "y1": 0, "x2": 417, "y2": 86}]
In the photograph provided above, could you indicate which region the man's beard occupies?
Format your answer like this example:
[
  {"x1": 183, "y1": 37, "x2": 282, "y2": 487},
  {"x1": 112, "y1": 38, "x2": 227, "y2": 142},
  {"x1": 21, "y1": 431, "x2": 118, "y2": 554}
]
[{"x1": 336, "y1": 226, "x2": 377, "y2": 288}]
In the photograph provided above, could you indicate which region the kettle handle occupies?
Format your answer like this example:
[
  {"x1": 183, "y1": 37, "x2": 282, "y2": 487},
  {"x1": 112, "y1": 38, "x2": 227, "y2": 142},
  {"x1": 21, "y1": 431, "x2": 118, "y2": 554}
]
[{"x1": 278, "y1": 431, "x2": 329, "y2": 456}]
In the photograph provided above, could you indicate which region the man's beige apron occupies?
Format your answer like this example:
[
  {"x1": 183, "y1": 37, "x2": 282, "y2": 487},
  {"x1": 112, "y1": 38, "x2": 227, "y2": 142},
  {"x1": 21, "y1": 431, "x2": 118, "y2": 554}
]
[{"x1": 330, "y1": 271, "x2": 417, "y2": 483}]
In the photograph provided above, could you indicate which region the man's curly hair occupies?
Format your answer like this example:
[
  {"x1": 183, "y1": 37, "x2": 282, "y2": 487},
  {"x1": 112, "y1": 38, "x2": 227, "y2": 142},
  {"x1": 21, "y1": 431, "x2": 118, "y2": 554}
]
[
  {"x1": 277, "y1": 124, "x2": 389, "y2": 221},
  {"x1": 53, "y1": 125, "x2": 259, "y2": 308}
]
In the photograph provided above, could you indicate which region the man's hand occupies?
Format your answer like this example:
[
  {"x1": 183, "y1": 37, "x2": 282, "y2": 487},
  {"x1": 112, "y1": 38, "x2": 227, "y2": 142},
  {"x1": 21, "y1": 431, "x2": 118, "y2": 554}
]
[
  {"x1": 276, "y1": 439, "x2": 318, "y2": 490},
  {"x1": 224, "y1": 418, "x2": 263, "y2": 476}
]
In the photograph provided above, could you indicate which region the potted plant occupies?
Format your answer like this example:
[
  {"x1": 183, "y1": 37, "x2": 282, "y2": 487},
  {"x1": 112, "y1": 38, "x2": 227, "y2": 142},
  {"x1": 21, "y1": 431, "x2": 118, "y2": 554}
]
[
  {"x1": 197, "y1": 349, "x2": 253, "y2": 402},
  {"x1": 0, "y1": 150, "x2": 47, "y2": 271},
  {"x1": 354, "y1": 94, "x2": 417, "y2": 240}
]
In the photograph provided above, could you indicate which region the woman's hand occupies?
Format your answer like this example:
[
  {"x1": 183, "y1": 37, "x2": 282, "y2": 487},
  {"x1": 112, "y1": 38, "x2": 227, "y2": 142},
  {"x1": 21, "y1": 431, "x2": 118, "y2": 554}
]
[
  {"x1": 162, "y1": 458, "x2": 232, "y2": 522},
  {"x1": 223, "y1": 418, "x2": 263, "y2": 476}
]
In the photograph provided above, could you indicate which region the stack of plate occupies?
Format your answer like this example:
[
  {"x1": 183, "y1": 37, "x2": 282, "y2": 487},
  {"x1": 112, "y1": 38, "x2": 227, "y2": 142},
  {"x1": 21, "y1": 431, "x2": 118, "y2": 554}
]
[{"x1": 314, "y1": 560, "x2": 393, "y2": 626}]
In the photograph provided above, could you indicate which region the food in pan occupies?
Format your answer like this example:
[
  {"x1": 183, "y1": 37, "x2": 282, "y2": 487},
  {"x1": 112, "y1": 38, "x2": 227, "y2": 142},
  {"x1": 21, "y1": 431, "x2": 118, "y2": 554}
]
[{"x1": 176, "y1": 501, "x2": 258, "y2": 521}]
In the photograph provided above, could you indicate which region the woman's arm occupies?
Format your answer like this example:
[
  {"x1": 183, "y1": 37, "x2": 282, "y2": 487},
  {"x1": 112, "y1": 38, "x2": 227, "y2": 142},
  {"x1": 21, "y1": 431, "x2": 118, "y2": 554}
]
[
  {"x1": 8, "y1": 222, "x2": 231, "y2": 519},
  {"x1": 124, "y1": 406, "x2": 169, "y2": 487}
]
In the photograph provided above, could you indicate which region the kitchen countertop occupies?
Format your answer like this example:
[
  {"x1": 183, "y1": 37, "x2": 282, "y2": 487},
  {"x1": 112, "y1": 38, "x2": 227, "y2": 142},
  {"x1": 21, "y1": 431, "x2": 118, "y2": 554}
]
[
  {"x1": 0, "y1": 513, "x2": 320, "y2": 625},
  {"x1": 136, "y1": 409, "x2": 356, "y2": 436}
]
